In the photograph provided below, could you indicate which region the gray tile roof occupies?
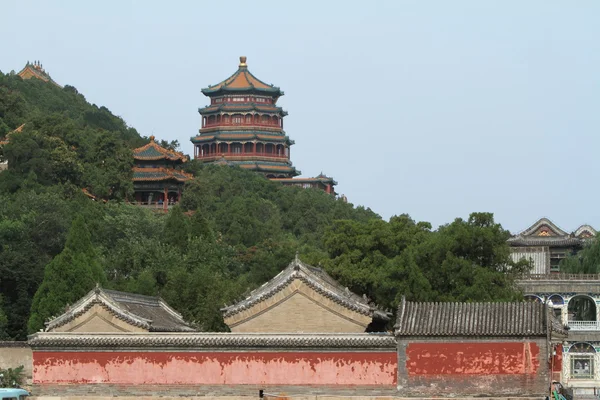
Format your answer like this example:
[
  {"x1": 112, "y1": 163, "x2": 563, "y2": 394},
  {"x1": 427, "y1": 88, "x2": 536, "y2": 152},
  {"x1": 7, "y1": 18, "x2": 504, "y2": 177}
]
[
  {"x1": 221, "y1": 256, "x2": 391, "y2": 322},
  {"x1": 45, "y1": 286, "x2": 195, "y2": 333},
  {"x1": 395, "y1": 299, "x2": 567, "y2": 337}
]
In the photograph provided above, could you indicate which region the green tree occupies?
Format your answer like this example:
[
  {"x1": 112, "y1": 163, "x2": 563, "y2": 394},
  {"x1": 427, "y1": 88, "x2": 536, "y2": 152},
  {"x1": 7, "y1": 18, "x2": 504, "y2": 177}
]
[
  {"x1": 28, "y1": 215, "x2": 106, "y2": 333},
  {"x1": 560, "y1": 237, "x2": 600, "y2": 274}
]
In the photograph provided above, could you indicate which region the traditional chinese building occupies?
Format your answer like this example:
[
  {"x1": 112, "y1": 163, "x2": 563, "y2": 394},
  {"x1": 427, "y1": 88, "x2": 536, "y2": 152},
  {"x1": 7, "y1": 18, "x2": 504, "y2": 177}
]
[
  {"x1": 132, "y1": 136, "x2": 192, "y2": 210},
  {"x1": 17, "y1": 61, "x2": 60, "y2": 87},
  {"x1": 517, "y1": 276, "x2": 600, "y2": 395},
  {"x1": 192, "y1": 57, "x2": 337, "y2": 194},
  {"x1": 509, "y1": 218, "x2": 596, "y2": 274},
  {"x1": 43, "y1": 285, "x2": 195, "y2": 333},
  {"x1": 270, "y1": 173, "x2": 337, "y2": 195},
  {"x1": 221, "y1": 256, "x2": 391, "y2": 333}
]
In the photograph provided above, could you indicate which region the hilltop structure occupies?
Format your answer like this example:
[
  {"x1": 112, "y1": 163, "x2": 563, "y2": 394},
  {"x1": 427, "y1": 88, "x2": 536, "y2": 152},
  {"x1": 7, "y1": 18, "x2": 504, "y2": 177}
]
[
  {"x1": 17, "y1": 61, "x2": 61, "y2": 87},
  {"x1": 509, "y1": 217, "x2": 596, "y2": 274},
  {"x1": 132, "y1": 136, "x2": 192, "y2": 210},
  {"x1": 192, "y1": 57, "x2": 337, "y2": 194}
]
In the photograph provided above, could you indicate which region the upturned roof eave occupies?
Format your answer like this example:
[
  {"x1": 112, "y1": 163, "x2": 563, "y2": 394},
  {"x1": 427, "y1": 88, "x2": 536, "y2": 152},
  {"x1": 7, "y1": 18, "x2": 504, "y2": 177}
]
[{"x1": 201, "y1": 86, "x2": 282, "y2": 96}]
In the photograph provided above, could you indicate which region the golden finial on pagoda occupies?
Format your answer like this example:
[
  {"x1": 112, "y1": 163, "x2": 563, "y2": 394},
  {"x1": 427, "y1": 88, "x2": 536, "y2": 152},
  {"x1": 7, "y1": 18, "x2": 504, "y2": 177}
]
[
  {"x1": 239, "y1": 56, "x2": 247, "y2": 67},
  {"x1": 149, "y1": 135, "x2": 155, "y2": 142}
]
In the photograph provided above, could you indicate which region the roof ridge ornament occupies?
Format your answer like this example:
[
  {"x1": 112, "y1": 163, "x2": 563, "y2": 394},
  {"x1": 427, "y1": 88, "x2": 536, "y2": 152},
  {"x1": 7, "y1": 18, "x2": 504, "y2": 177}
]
[{"x1": 239, "y1": 56, "x2": 247, "y2": 68}]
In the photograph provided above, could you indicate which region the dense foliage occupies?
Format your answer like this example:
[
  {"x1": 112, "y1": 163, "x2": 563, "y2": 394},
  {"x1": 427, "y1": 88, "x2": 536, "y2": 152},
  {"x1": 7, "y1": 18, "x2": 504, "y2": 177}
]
[
  {"x1": 560, "y1": 237, "x2": 600, "y2": 273},
  {"x1": 0, "y1": 70, "x2": 527, "y2": 340}
]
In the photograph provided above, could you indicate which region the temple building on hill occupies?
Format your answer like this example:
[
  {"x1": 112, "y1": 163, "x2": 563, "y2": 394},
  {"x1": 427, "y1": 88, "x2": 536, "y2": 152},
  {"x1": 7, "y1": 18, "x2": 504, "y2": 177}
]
[
  {"x1": 221, "y1": 256, "x2": 391, "y2": 333},
  {"x1": 17, "y1": 61, "x2": 61, "y2": 87},
  {"x1": 192, "y1": 56, "x2": 337, "y2": 194},
  {"x1": 509, "y1": 217, "x2": 596, "y2": 274},
  {"x1": 132, "y1": 136, "x2": 193, "y2": 210}
]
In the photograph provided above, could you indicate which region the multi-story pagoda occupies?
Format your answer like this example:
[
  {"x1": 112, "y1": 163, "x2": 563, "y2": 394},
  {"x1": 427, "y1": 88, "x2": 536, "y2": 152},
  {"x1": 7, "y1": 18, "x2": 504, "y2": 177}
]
[
  {"x1": 17, "y1": 61, "x2": 61, "y2": 87},
  {"x1": 132, "y1": 136, "x2": 192, "y2": 211},
  {"x1": 191, "y1": 56, "x2": 299, "y2": 178}
]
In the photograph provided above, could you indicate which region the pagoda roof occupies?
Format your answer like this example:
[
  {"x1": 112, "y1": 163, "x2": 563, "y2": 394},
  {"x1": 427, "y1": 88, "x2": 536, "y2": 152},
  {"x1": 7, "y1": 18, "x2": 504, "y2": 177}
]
[
  {"x1": 44, "y1": 285, "x2": 195, "y2": 333},
  {"x1": 222, "y1": 256, "x2": 391, "y2": 322},
  {"x1": 199, "y1": 103, "x2": 286, "y2": 116},
  {"x1": 191, "y1": 131, "x2": 291, "y2": 143},
  {"x1": 17, "y1": 61, "x2": 61, "y2": 87},
  {"x1": 133, "y1": 167, "x2": 193, "y2": 182},
  {"x1": 237, "y1": 162, "x2": 300, "y2": 175},
  {"x1": 201, "y1": 57, "x2": 282, "y2": 97},
  {"x1": 133, "y1": 136, "x2": 188, "y2": 162}
]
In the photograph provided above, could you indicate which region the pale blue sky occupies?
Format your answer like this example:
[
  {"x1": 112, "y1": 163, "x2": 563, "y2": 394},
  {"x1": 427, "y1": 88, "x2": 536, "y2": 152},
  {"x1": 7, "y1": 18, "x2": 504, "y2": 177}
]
[{"x1": 1, "y1": 0, "x2": 599, "y2": 233}]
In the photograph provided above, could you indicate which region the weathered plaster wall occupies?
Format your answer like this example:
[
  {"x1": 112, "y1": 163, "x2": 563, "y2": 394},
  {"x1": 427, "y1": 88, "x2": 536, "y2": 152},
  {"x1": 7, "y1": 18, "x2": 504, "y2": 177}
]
[
  {"x1": 33, "y1": 351, "x2": 397, "y2": 386},
  {"x1": 0, "y1": 342, "x2": 33, "y2": 380},
  {"x1": 397, "y1": 339, "x2": 549, "y2": 396}
]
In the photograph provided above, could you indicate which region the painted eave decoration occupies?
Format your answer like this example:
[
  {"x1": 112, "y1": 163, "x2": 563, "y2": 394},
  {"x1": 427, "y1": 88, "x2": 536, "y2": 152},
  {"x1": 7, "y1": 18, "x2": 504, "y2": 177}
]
[
  {"x1": 133, "y1": 136, "x2": 188, "y2": 162},
  {"x1": 508, "y1": 217, "x2": 594, "y2": 247}
]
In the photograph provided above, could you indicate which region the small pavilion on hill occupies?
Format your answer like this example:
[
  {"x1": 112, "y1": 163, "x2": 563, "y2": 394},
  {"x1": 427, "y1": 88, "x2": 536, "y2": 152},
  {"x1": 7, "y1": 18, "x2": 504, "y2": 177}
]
[
  {"x1": 17, "y1": 61, "x2": 61, "y2": 87},
  {"x1": 132, "y1": 136, "x2": 193, "y2": 210},
  {"x1": 44, "y1": 285, "x2": 195, "y2": 333},
  {"x1": 221, "y1": 256, "x2": 391, "y2": 333}
]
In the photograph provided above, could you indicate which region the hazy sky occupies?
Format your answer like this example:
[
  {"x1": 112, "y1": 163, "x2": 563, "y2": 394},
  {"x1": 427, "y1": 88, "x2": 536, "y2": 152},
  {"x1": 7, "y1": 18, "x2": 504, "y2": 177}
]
[{"x1": 1, "y1": 1, "x2": 599, "y2": 233}]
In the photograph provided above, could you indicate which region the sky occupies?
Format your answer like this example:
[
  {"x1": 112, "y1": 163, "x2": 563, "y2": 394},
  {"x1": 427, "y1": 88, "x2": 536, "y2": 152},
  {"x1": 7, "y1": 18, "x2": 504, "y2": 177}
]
[{"x1": 1, "y1": 0, "x2": 599, "y2": 233}]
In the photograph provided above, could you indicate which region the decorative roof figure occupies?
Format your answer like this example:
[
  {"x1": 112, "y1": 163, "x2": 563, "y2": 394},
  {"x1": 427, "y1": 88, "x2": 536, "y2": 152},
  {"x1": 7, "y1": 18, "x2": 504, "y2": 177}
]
[
  {"x1": 17, "y1": 60, "x2": 61, "y2": 87},
  {"x1": 222, "y1": 256, "x2": 391, "y2": 333}
]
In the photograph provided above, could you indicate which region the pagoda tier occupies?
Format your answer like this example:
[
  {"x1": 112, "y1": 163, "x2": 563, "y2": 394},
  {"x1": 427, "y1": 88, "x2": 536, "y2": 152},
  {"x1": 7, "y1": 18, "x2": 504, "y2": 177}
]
[
  {"x1": 132, "y1": 136, "x2": 193, "y2": 211},
  {"x1": 191, "y1": 56, "x2": 299, "y2": 178}
]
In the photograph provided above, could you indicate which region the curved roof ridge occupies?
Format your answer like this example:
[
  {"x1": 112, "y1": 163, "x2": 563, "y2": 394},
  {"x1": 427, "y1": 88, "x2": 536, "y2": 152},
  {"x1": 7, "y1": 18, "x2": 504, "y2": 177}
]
[
  {"x1": 201, "y1": 57, "x2": 282, "y2": 96},
  {"x1": 133, "y1": 136, "x2": 188, "y2": 162},
  {"x1": 221, "y1": 256, "x2": 390, "y2": 321}
]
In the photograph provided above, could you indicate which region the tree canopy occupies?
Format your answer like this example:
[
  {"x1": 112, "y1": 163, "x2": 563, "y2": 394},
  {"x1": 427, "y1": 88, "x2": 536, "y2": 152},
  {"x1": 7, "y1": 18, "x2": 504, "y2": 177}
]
[{"x1": 0, "y1": 70, "x2": 528, "y2": 339}]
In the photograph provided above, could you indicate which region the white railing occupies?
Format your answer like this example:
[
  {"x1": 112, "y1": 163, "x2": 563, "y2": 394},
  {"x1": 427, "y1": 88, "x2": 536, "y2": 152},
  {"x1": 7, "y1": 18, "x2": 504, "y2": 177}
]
[{"x1": 568, "y1": 321, "x2": 600, "y2": 331}]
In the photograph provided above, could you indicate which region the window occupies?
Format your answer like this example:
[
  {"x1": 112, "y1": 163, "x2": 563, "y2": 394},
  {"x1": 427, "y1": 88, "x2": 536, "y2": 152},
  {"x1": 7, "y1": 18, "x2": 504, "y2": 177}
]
[
  {"x1": 232, "y1": 115, "x2": 243, "y2": 125},
  {"x1": 571, "y1": 356, "x2": 594, "y2": 379},
  {"x1": 551, "y1": 251, "x2": 567, "y2": 272}
]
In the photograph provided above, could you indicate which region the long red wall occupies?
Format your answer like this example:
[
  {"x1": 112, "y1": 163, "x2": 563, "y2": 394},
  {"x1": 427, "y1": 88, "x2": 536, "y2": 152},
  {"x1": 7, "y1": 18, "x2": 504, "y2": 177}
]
[
  {"x1": 33, "y1": 351, "x2": 397, "y2": 386},
  {"x1": 406, "y1": 342, "x2": 540, "y2": 375}
]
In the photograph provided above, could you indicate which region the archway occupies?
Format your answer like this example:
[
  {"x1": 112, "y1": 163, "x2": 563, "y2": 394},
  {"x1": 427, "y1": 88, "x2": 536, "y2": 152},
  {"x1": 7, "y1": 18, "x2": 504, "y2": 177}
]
[
  {"x1": 568, "y1": 295, "x2": 597, "y2": 322},
  {"x1": 524, "y1": 295, "x2": 543, "y2": 303}
]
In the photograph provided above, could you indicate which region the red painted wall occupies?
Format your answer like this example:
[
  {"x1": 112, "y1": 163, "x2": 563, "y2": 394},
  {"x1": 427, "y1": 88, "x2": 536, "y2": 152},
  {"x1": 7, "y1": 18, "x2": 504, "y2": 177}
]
[
  {"x1": 33, "y1": 351, "x2": 397, "y2": 386},
  {"x1": 406, "y1": 342, "x2": 539, "y2": 375}
]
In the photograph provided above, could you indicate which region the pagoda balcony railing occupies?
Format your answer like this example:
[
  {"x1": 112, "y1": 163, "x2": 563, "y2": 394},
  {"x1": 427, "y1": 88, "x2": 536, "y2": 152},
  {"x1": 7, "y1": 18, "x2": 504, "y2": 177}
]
[
  {"x1": 131, "y1": 201, "x2": 179, "y2": 210},
  {"x1": 568, "y1": 321, "x2": 600, "y2": 331},
  {"x1": 196, "y1": 152, "x2": 288, "y2": 160},
  {"x1": 519, "y1": 273, "x2": 600, "y2": 281}
]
